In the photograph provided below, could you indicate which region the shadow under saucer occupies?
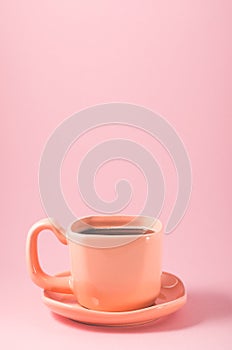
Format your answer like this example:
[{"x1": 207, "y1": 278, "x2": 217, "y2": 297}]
[{"x1": 51, "y1": 289, "x2": 232, "y2": 333}]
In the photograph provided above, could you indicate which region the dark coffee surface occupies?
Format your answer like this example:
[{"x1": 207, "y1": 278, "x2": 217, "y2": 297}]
[{"x1": 79, "y1": 227, "x2": 154, "y2": 235}]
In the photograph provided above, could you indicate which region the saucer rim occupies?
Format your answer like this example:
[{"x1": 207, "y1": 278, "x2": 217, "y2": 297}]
[{"x1": 42, "y1": 271, "x2": 187, "y2": 316}]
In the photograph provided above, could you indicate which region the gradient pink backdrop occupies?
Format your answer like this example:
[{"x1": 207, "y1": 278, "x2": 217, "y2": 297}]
[{"x1": 1, "y1": 1, "x2": 232, "y2": 349}]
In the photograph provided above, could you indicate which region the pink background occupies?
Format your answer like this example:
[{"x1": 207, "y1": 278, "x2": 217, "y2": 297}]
[{"x1": 1, "y1": 1, "x2": 232, "y2": 349}]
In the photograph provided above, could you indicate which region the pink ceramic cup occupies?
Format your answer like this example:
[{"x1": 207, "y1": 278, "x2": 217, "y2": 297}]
[{"x1": 26, "y1": 215, "x2": 163, "y2": 312}]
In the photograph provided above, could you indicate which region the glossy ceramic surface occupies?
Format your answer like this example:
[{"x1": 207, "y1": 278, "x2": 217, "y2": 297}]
[
  {"x1": 42, "y1": 271, "x2": 186, "y2": 326},
  {"x1": 27, "y1": 215, "x2": 163, "y2": 311}
]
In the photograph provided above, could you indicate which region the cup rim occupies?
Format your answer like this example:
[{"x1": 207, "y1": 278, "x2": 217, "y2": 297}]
[
  {"x1": 65, "y1": 215, "x2": 162, "y2": 248},
  {"x1": 68, "y1": 214, "x2": 162, "y2": 236}
]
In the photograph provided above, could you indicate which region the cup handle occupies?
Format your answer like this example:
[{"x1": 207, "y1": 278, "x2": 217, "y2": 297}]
[{"x1": 26, "y1": 218, "x2": 72, "y2": 293}]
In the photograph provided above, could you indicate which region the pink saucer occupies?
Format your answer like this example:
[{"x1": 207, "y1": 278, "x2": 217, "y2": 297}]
[{"x1": 42, "y1": 271, "x2": 186, "y2": 326}]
